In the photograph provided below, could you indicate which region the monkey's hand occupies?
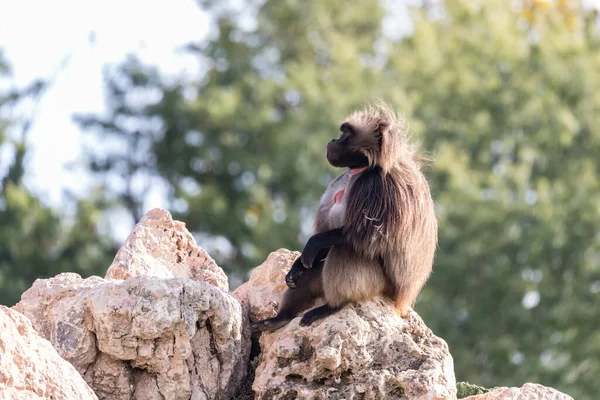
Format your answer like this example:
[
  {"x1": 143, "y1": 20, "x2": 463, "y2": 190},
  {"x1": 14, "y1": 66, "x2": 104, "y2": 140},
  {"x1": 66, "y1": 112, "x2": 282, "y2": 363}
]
[
  {"x1": 300, "y1": 228, "x2": 345, "y2": 268},
  {"x1": 285, "y1": 257, "x2": 305, "y2": 288}
]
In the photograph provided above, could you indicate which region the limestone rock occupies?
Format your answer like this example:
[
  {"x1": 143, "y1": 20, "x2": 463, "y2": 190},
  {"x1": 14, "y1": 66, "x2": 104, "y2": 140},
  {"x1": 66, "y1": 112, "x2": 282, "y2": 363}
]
[
  {"x1": 105, "y1": 208, "x2": 228, "y2": 292},
  {"x1": 236, "y1": 248, "x2": 455, "y2": 399},
  {"x1": 14, "y1": 273, "x2": 250, "y2": 400},
  {"x1": 0, "y1": 305, "x2": 97, "y2": 400},
  {"x1": 253, "y1": 299, "x2": 456, "y2": 400},
  {"x1": 232, "y1": 248, "x2": 300, "y2": 322},
  {"x1": 463, "y1": 383, "x2": 574, "y2": 400}
]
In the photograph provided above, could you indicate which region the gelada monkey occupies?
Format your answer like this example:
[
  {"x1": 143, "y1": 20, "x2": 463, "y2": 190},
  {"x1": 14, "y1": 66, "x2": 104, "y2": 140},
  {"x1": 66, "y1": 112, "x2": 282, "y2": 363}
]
[{"x1": 252, "y1": 103, "x2": 437, "y2": 331}]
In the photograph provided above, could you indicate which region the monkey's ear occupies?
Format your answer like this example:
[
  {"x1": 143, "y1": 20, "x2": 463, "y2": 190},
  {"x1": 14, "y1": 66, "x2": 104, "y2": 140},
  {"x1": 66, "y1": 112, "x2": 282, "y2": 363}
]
[{"x1": 378, "y1": 121, "x2": 400, "y2": 174}]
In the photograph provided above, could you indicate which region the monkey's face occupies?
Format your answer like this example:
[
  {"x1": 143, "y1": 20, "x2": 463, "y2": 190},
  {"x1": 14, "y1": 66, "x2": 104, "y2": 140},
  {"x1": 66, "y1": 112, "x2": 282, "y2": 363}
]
[{"x1": 326, "y1": 122, "x2": 372, "y2": 169}]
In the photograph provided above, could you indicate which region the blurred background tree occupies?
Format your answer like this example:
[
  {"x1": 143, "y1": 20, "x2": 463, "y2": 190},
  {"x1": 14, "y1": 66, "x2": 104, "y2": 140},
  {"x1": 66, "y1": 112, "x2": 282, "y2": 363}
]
[
  {"x1": 0, "y1": 51, "x2": 116, "y2": 305},
  {"x1": 2, "y1": 0, "x2": 600, "y2": 397}
]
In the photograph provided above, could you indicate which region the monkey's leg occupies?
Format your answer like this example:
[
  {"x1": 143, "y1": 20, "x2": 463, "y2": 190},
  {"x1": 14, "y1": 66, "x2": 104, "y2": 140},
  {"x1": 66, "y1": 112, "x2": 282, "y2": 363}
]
[
  {"x1": 251, "y1": 265, "x2": 324, "y2": 332},
  {"x1": 299, "y1": 304, "x2": 341, "y2": 326},
  {"x1": 300, "y1": 228, "x2": 345, "y2": 268},
  {"x1": 300, "y1": 245, "x2": 386, "y2": 327},
  {"x1": 286, "y1": 247, "x2": 330, "y2": 288},
  {"x1": 251, "y1": 288, "x2": 319, "y2": 332}
]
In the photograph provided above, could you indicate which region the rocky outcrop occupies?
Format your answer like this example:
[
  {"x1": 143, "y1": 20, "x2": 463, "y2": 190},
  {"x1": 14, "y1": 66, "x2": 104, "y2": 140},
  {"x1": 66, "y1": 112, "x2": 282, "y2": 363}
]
[
  {"x1": 10, "y1": 208, "x2": 249, "y2": 400},
  {"x1": 234, "y1": 250, "x2": 457, "y2": 400},
  {"x1": 7, "y1": 207, "x2": 571, "y2": 400},
  {"x1": 463, "y1": 383, "x2": 574, "y2": 400},
  {"x1": 14, "y1": 273, "x2": 249, "y2": 400},
  {"x1": 105, "y1": 208, "x2": 228, "y2": 292},
  {"x1": 0, "y1": 305, "x2": 97, "y2": 400},
  {"x1": 233, "y1": 248, "x2": 300, "y2": 322},
  {"x1": 253, "y1": 299, "x2": 456, "y2": 399}
]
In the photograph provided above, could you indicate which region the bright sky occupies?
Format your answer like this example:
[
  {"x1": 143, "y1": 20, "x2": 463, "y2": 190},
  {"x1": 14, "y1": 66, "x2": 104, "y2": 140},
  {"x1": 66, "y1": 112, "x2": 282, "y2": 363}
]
[{"x1": 0, "y1": 0, "x2": 208, "y2": 214}]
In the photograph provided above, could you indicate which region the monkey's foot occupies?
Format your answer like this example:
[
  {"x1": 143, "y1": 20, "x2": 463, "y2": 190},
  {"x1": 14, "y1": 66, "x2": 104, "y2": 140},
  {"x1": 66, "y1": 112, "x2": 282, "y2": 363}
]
[
  {"x1": 299, "y1": 304, "x2": 340, "y2": 326},
  {"x1": 251, "y1": 317, "x2": 291, "y2": 332}
]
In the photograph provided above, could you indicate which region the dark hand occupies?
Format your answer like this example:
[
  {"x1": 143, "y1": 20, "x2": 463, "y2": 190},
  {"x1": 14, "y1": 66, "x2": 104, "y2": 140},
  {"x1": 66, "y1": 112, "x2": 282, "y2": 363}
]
[
  {"x1": 300, "y1": 229, "x2": 344, "y2": 269},
  {"x1": 285, "y1": 258, "x2": 305, "y2": 288}
]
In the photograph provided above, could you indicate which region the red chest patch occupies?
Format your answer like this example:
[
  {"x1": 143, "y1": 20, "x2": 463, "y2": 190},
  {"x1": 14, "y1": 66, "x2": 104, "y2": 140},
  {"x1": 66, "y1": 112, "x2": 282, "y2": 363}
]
[{"x1": 334, "y1": 189, "x2": 345, "y2": 204}]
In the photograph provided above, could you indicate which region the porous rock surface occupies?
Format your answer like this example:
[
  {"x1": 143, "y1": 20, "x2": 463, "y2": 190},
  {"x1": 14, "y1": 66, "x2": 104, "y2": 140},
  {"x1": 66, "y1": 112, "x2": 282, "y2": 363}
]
[
  {"x1": 254, "y1": 299, "x2": 456, "y2": 399},
  {"x1": 463, "y1": 383, "x2": 574, "y2": 400},
  {"x1": 233, "y1": 248, "x2": 300, "y2": 322},
  {"x1": 105, "y1": 207, "x2": 228, "y2": 292},
  {"x1": 241, "y1": 257, "x2": 457, "y2": 399},
  {"x1": 14, "y1": 273, "x2": 250, "y2": 400},
  {"x1": 0, "y1": 305, "x2": 97, "y2": 400}
]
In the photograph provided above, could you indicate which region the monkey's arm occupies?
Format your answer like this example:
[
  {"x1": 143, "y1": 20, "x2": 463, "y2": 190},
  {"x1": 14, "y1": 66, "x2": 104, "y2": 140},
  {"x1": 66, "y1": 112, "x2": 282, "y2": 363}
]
[{"x1": 300, "y1": 228, "x2": 345, "y2": 268}]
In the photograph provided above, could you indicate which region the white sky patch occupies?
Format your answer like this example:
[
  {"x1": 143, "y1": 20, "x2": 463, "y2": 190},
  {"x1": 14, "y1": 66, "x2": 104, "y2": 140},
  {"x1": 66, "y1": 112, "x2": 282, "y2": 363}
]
[{"x1": 0, "y1": 0, "x2": 208, "y2": 211}]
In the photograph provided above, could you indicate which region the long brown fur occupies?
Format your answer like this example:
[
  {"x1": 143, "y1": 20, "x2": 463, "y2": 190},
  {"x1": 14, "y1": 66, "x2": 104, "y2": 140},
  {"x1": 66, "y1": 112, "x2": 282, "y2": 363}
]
[{"x1": 334, "y1": 103, "x2": 438, "y2": 315}]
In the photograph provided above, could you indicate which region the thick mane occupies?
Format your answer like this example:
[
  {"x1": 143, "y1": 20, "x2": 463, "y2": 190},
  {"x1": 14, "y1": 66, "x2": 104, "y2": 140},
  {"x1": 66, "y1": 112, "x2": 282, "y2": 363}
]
[
  {"x1": 343, "y1": 104, "x2": 437, "y2": 260},
  {"x1": 344, "y1": 168, "x2": 433, "y2": 257},
  {"x1": 345, "y1": 101, "x2": 428, "y2": 173}
]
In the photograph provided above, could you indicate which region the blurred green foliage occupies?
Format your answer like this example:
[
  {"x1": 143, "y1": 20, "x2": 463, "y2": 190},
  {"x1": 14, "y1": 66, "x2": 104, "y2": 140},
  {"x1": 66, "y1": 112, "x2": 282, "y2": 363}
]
[
  {"x1": 2, "y1": 0, "x2": 599, "y2": 398},
  {"x1": 0, "y1": 53, "x2": 116, "y2": 306}
]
